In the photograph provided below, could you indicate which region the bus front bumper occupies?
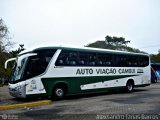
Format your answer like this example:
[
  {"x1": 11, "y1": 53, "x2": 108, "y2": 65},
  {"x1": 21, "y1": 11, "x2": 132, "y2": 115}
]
[{"x1": 8, "y1": 84, "x2": 26, "y2": 98}]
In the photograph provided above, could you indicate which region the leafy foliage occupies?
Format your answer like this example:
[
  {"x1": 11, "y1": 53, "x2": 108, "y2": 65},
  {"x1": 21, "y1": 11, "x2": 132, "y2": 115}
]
[
  {"x1": 105, "y1": 35, "x2": 130, "y2": 46},
  {"x1": 0, "y1": 18, "x2": 14, "y2": 52},
  {"x1": 0, "y1": 52, "x2": 12, "y2": 81},
  {"x1": 86, "y1": 35, "x2": 144, "y2": 53},
  {"x1": 0, "y1": 18, "x2": 25, "y2": 82},
  {"x1": 150, "y1": 50, "x2": 160, "y2": 63},
  {"x1": 10, "y1": 44, "x2": 25, "y2": 57},
  {"x1": 86, "y1": 35, "x2": 160, "y2": 63},
  {"x1": 0, "y1": 44, "x2": 25, "y2": 82}
]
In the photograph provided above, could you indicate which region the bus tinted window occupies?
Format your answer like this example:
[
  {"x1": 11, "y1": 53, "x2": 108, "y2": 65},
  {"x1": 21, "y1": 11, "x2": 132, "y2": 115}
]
[
  {"x1": 138, "y1": 56, "x2": 149, "y2": 67},
  {"x1": 55, "y1": 49, "x2": 149, "y2": 67},
  {"x1": 114, "y1": 54, "x2": 125, "y2": 67},
  {"x1": 79, "y1": 52, "x2": 97, "y2": 66},
  {"x1": 113, "y1": 55, "x2": 149, "y2": 67},
  {"x1": 23, "y1": 49, "x2": 56, "y2": 79},
  {"x1": 97, "y1": 53, "x2": 112, "y2": 66},
  {"x1": 127, "y1": 56, "x2": 138, "y2": 67},
  {"x1": 56, "y1": 50, "x2": 97, "y2": 66},
  {"x1": 119, "y1": 55, "x2": 128, "y2": 67},
  {"x1": 55, "y1": 50, "x2": 78, "y2": 66}
]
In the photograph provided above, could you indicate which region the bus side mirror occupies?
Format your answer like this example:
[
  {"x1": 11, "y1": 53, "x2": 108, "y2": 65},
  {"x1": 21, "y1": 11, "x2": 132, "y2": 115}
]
[
  {"x1": 5, "y1": 58, "x2": 16, "y2": 69},
  {"x1": 17, "y1": 53, "x2": 37, "y2": 67}
]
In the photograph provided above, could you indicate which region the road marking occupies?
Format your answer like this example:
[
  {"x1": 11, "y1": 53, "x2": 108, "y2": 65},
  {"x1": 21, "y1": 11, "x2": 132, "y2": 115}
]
[{"x1": 0, "y1": 100, "x2": 52, "y2": 110}]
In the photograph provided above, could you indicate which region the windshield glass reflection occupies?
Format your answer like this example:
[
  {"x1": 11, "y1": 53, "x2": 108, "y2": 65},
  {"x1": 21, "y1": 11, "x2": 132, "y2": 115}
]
[{"x1": 10, "y1": 58, "x2": 27, "y2": 81}]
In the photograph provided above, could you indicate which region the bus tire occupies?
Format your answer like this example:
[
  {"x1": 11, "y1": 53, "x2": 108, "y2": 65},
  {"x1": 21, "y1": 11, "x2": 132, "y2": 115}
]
[
  {"x1": 126, "y1": 80, "x2": 134, "y2": 93},
  {"x1": 52, "y1": 84, "x2": 67, "y2": 100}
]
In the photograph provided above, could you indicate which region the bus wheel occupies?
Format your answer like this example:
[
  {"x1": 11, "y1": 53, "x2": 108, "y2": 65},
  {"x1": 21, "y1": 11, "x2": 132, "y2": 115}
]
[
  {"x1": 52, "y1": 85, "x2": 67, "y2": 100},
  {"x1": 126, "y1": 80, "x2": 134, "y2": 92}
]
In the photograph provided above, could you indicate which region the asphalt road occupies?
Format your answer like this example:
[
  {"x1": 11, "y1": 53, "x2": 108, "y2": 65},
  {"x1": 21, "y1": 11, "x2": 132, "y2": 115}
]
[{"x1": 0, "y1": 82, "x2": 160, "y2": 120}]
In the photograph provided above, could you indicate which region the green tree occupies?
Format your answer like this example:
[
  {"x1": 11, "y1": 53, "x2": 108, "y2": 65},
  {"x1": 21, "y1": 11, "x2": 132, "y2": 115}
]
[
  {"x1": 0, "y1": 18, "x2": 14, "y2": 52},
  {"x1": 10, "y1": 44, "x2": 25, "y2": 57},
  {"x1": 0, "y1": 18, "x2": 16, "y2": 84},
  {"x1": 86, "y1": 35, "x2": 144, "y2": 53},
  {"x1": 150, "y1": 50, "x2": 160, "y2": 63},
  {"x1": 105, "y1": 35, "x2": 130, "y2": 46}
]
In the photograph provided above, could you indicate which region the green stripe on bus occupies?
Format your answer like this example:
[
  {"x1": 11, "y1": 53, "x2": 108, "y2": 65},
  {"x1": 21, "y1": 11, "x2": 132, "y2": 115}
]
[{"x1": 41, "y1": 75, "x2": 138, "y2": 96}]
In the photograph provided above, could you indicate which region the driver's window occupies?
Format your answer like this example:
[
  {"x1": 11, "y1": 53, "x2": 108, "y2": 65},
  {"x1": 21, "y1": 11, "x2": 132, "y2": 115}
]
[{"x1": 23, "y1": 49, "x2": 56, "y2": 79}]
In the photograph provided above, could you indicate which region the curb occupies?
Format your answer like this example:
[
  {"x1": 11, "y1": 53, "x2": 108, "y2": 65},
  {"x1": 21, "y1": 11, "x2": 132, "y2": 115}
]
[{"x1": 0, "y1": 100, "x2": 52, "y2": 110}]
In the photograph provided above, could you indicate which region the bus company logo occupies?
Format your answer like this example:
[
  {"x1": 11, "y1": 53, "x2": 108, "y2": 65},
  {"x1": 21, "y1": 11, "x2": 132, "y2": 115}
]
[
  {"x1": 137, "y1": 69, "x2": 144, "y2": 73},
  {"x1": 76, "y1": 68, "x2": 136, "y2": 75},
  {"x1": 28, "y1": 79, "x2": 37, "y2": 92}
]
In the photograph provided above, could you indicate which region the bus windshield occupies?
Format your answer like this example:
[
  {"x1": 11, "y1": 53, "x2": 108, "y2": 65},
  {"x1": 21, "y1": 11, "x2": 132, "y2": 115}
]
[
  {"x1": 9, "y1": 49, "x2": 57, "y2": 83},
  {"x1": 10, "y1": 58, "x2": 27, "y2": 82}
]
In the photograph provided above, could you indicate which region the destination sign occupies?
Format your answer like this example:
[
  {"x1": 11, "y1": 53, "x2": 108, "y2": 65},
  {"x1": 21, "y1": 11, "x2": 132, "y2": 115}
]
[{"x1": 76, "y1": 68, "x2": 137, "y2": 75}]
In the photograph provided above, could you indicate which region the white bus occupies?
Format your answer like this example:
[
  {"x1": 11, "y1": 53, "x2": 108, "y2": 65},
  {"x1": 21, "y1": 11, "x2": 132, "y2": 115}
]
[{"x1": 5, "y1": 46, "x2": 151, "y2": 99}]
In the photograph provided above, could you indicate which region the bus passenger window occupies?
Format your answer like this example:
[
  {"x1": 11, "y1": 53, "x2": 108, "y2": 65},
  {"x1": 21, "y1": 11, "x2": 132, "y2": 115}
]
[
  {"x1": 80, "y1": 60, "x2": 85, "y2": 65},
  {"x1": 79, "y1": 53, "x2": 88, "y2": 66},
  {"x1": 66, "y1": 52, "x2": 78, "y2": 66},
  {"x1": 55, "y1": 50, "x2": 78, "y2": 66},
  {"x1": 79, "y1": 52, "x2": 96, "y2": 66},
  {"x1": 88, "y1": 54, "x2": 96, "y2": 66},
  {"x1": 127, "y1": 56, "x2": 138, "y2": 67},
  {"x1": 97, "y1": 53, "x2": 112, "y2": 66},
  {"x1": 138, "y1": 56, "x2": 149, "y2": 67}
]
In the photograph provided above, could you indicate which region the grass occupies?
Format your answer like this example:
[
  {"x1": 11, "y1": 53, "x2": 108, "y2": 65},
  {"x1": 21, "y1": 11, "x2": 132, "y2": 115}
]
[{"x1": 0, "y1": 84, "x2": 4, "y2": 87}]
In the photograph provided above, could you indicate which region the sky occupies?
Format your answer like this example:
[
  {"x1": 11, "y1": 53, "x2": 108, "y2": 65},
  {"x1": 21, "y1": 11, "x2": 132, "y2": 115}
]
[{"x1": 0, "y1": 0, "x2": 160, "y2": 54}]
